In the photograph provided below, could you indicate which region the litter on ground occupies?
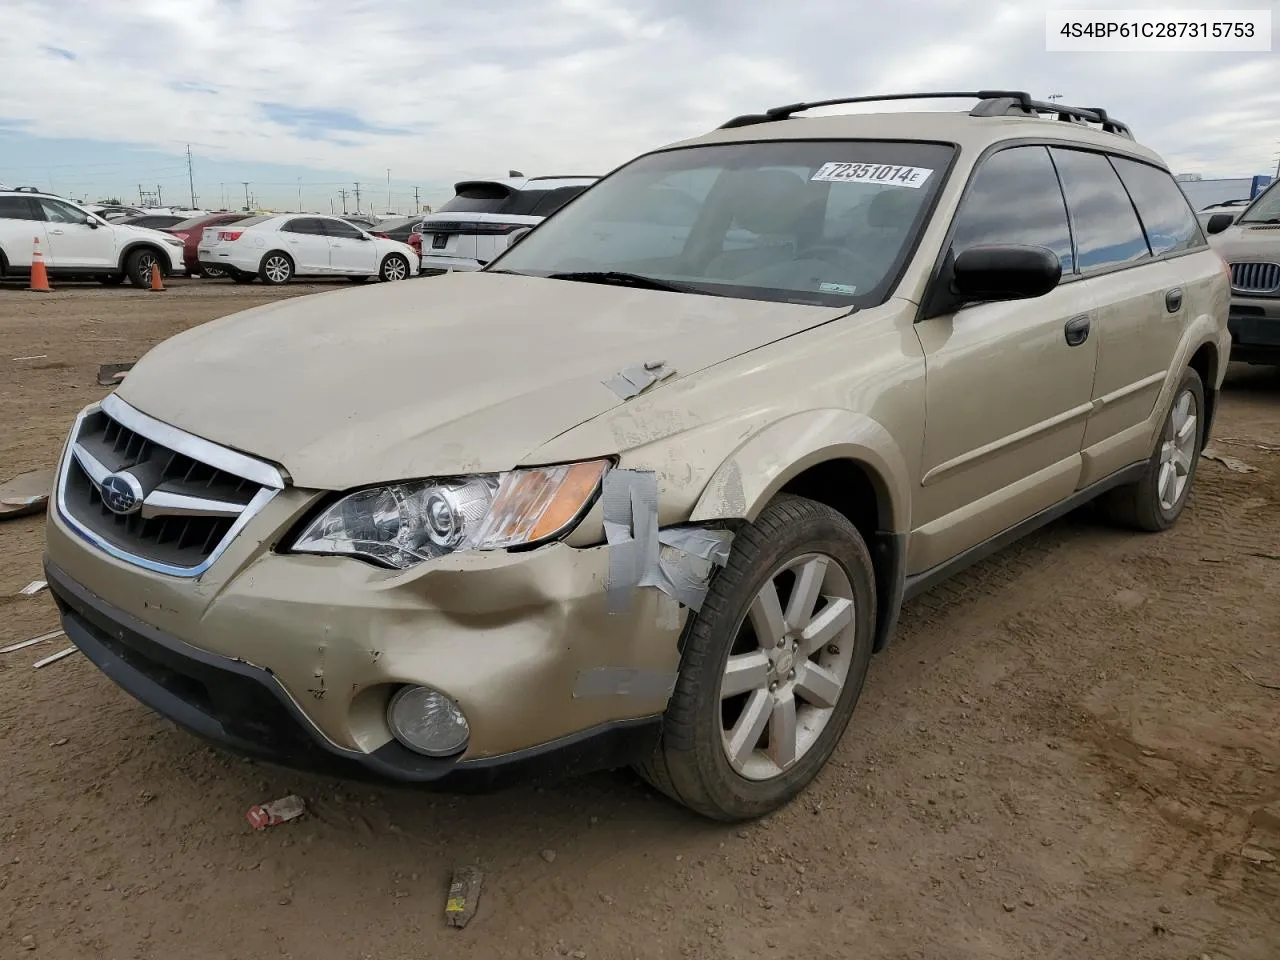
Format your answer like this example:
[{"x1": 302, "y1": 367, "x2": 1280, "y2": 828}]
[{"x1": 246, "y1": 795, "x2": 307, "y2": 830}]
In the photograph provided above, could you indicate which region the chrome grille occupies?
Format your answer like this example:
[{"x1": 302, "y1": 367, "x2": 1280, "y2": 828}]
[
  {"x1": 1230, "y1": 261, "x2": 1280, "y2": 295},
  {"x1": 57, "y1": 395, "x2": 284, "y2": 576}
]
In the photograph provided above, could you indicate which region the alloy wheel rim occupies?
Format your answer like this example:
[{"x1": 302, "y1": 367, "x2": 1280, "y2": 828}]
[
  {"x1": 718, "y1": 553, "x2": 857, "y2": 781},
  {"x1": 138, "y1": 254, "x2": 155, "y2": 278},
  {"x1": 265, "y1": 257, "x2": 290, "y2": 282},
  {"x1": 205, "y1": 267, "x2": 224, "y2": 278},
  {"x1": 1157, "y1": 387, "x2": 1198, "y2": 511},
  {"x1": 385, "y1": 258, "x2": 406, "y2": 280}
]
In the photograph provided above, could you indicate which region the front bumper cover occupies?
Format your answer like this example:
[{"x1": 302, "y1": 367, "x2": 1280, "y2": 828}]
[{"x1": 45, "y1": 558, "x2": 661, "y2": 790}]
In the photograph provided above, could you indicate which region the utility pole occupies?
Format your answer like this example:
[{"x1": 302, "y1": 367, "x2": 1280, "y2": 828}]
[
  {"x1": 156, "y1": 184, "x2": 163, "y2": 207},
  {"x1": 242, "y1": 181, "x2": 251, "y2": 211},
  {"x1": 338, "y1": 188, "x2": 349, "y2": 214},
  {"x1": 186, "y1": 144, "x2": 197, "y2": 208},
  {"x1": 412, "y1": 186, "x2": 420, "y2": 214},
  {"x1": 353, "y1": 182, "x2": 361, "y2": 213},
  {"x1": 138, "y1": 184, "x2": 144, "y2": 205},
  {"x1": 220, "y1": 182, "x2": 226, "y2": 210},
  {"x1": 386, "y1": 168, "x2": 391, "y2": 212},
  {"x1": 297, "y1": 177, "x2": 303, "y2": 213},
  {"x1": 330, "y1": 198, "x2": 335, "y2": 214}
]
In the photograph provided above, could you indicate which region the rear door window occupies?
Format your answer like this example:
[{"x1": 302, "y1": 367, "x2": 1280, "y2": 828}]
[
  {"x1": 1049, "y1": 147, "x2": 1151, "y2": 272},
  {"x1": 0, "y1": 196, "x2": 40, "y2": 220},
  {"x1": 282, "y1": 217, "x2": 326, "y2": 235},
  {"x1": 1109, "y1": 156, "x2": 1205, "y2": 255},
  {"x1": 323, "y1": 218, "x2": 365, "y2": 238},
  {"x1": 950, "y1": 145, "x2": 1076, "y2": 273}
]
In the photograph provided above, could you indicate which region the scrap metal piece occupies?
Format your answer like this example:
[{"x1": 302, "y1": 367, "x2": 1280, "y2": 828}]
[
  {"x1": 20, "y1": 580, "x2": 47, "y2": 596},
  {"x1": 1, "y1": 629, "x2": 64, "y2": 655},
  {"x1": 0, "y1": 468, "x2": 54, "y2": 520},
  {"x1": 602, "y1": 361, "x2": 676, "y2": 400},
  {"x1": 573, "y1": 667, "x2": 679, "y2": 699},
  {"x1": 97, "y1": 362, "x2": 134, "y2": 386},
  {"x1": 32, "y1": 646, "x2": 78, "y2": 668},
  {"x1": 445, "y1": 866, "x2": 484, "y2": 928}
]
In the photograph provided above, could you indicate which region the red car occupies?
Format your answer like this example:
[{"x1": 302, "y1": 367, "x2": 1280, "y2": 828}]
[{"x1": 162, "y1": 212, "x2": 251, "y2": 278}]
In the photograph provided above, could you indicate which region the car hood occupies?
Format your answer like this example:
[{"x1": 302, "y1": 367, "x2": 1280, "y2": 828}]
[
  {"x1": 116, "y1": 272, "x2": 847, "y2": 489},
  {"x1": 1210, "y1": 222, "x2": 1280, "y2": 260}
]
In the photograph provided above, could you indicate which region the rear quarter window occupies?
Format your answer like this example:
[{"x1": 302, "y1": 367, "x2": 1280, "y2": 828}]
[{"x1": 1110, "y1": 156, "x2": 1206, "y2": 255}]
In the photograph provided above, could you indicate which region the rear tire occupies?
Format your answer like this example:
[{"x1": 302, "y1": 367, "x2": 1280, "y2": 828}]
[
  {"x1": 1100, "y1": 366, "x2": 1205, "y2": 532},
  {"x1": 125, "y1": 248, "x2": 161, "y2": 288},
  {"x1": 199, "y1": 264, "x2": 227, "y2": 279},
  {"x1": 636, "y1": 495, "x2": 876, "y2": 821},
  {"x1": 258, "y1": 252, "x2": 293, "y2": 285},
  {"x1": 379, "y1": 253, "x2": 410, "y2": 282}
]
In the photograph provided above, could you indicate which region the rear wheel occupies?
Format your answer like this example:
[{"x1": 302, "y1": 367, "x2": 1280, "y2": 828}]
[
  {"x1": 125, "y1": 248, "x2": 161, "y2": 288},
  {"x1": 199, "y1": 264, "x2": 227, "y2": 279},
  {"x1": 259, "y1": 252, "x2": 294, "y2": 285},
  {"x1": 380, "y1": 253, "x2": 410, "y2": 282},
  {"x1": 637, "y1": 495, "x2": 876, "y2": 821},
  {"x1": 1100, "y1": 366, "x2": 1205, "y2": 532}
]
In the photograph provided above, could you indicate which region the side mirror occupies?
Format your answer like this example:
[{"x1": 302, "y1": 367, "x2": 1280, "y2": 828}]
[
  {"x1": 951, "y1": 244, "x2": 1061, "y2": 301},
  {"x1": 87, "y1": 219, "x2": 99, "y2": 229},
  {"x1": 1205, "y1": 213, "x2": 1235, "y2": 235}
]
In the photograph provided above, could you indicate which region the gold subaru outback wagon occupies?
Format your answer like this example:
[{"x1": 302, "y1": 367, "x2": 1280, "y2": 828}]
[{"x1": 45, "y1": 91, "x2": 1229, "y2": 821}]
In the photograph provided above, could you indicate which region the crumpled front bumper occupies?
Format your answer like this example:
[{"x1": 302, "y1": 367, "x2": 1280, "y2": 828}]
[{"x1": 44, "y1": 493, "x2": 684, "y2": 785}]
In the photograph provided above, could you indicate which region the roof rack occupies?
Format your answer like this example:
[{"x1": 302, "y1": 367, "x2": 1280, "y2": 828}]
[{"x1": 718, "y1": 90, "x2": 1134, "y2": 139}]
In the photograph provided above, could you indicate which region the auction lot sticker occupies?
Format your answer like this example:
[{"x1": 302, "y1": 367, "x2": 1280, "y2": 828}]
[{"x1": 811, "y1": 163, "x2": 934, "y2": 188}]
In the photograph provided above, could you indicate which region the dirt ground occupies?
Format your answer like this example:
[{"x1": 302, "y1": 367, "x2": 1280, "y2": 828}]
[{"x1": 1, "y1": 279, "x2": 1278, "y2": 960}]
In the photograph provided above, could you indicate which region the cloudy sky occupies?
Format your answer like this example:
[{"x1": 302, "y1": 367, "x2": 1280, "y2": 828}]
[{"x1": 0, "y1": 0, "x2": 1277, "y2": 212}]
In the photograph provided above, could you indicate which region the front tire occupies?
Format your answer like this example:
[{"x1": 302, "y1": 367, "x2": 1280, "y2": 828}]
[
  {"x1": 124, "y1": 248, "x2": 161, "y2": 288},
  {"x1": 637, "y1": 495, "x2": 876, "y2": 821},
  {"x1": 379, "y1": 253, "x2": 409, "y2": 282},
  {"x1": 259, "y1": 252, "x2": 294, "y2": 285},
  {"x1": 1101, "y1": 366, "x2": 1205, "y2": 532}
]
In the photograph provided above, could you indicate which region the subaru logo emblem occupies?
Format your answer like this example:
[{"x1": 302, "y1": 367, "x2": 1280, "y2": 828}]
[{"x1": 100, "y1": 472, "x2": 144, "y2": 515}]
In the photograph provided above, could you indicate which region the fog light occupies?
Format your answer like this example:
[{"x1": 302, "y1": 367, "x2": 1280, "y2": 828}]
[{"x1": 387, "y1": 686, "x2": 469, "y2": 757}]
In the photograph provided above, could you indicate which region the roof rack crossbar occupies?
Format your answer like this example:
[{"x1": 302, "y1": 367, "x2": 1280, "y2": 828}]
[{"x1": 718, "y1": 90, "x2": 1133, "y2": 139}]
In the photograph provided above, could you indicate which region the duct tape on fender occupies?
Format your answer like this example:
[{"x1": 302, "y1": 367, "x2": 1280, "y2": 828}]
[{"x1": 602, "y1": 468, "x2": 734, "y2": 615}]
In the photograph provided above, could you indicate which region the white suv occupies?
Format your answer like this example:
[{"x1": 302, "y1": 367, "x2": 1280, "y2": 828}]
[
  {"x1": 197, "y1": 213, "x2": 419, "y2": 284},
  {"x1": 417, "y1": 175, "x2": 596, "y2": 275},
  {"x1": 0, "y1": 189, "x2": 184, "y2": 286}
]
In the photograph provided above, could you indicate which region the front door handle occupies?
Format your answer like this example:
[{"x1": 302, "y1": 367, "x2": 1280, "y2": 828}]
[
  {"x1": 1165, "y1": 287, "x2": 1183, "y2": 313},
  {"x1": 1064, "y1": 314, "x2": 1091, "y2": 347},
  {"x1": 49, "y1": 229, "x2": 65, "y2": 235}
]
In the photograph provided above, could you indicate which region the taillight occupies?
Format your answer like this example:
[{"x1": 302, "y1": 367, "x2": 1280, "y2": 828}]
[{"x1": 218, "y1": 230, "x2": 243, "y2": 241}]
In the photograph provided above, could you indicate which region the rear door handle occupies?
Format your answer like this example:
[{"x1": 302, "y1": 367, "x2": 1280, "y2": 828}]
[
  {"x1": 1064, "y1": 314, "x2": 1091, "y2": 347},
  {"x1": 49, "y1": 229, "x2": 65, "y2": 235},
  {"x1": 1165, "y1": 287, "x2": 1183, "y2": 313}
]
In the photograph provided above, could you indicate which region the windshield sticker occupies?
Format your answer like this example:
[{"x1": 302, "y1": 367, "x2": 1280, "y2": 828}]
[
  {"x1": 819, "y1": 282, "x2": 856, "y2": 295},
  {"x1": 811, "y1": 162, "x2": 933, "y2": 188}
]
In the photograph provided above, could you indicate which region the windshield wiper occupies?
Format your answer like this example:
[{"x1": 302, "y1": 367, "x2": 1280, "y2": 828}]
[
  {"x1": 1240, "y1": 217, "x2": 1280, "y2": 225},
  {"x1": 545, "y1": 270, "x2": 708, "y2": 295}
]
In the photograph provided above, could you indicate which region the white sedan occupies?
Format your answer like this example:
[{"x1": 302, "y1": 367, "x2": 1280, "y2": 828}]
[{"x1": 197, "y1": 213, "x2": 419, "y2": 284}]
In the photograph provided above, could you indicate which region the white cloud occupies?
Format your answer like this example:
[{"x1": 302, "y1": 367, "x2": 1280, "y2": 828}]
[{"x1": 0, "y1": 0, "x2": 1277, "y2": 205}]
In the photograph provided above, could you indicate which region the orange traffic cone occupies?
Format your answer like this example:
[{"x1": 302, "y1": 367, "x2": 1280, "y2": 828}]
[
  {"x1": 149, "y1": 260, "x2": 165, "y2": 292},
  {"x1": 28, "y1": 236, "x2": 51, "y2": 292}
]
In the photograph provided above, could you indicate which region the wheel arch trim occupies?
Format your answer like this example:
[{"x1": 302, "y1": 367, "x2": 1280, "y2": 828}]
[{"x1": 689, "y1": 409, "x2": 911, "y2": 534}]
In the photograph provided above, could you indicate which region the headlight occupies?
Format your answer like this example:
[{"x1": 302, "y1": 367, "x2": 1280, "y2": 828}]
[
  {"x1": 289, "y1": 459, "x2": 608, "y2": 568},
  {"x1": 162, "y1": 236, "x2": 184, "y2": 247}
]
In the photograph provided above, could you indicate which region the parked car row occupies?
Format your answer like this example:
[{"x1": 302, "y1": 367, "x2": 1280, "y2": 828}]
[{"x1": 40, "y1": 90, "x2": 1249, "y2": 822}]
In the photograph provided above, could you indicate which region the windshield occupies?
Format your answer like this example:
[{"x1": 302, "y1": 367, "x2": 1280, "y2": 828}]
[
  {"x1": 1239, "y1": 181, "x2": 1280, "y2": 223},
  {"x1": 490, "y1": 140, "x2": 955, "y2": 306}
]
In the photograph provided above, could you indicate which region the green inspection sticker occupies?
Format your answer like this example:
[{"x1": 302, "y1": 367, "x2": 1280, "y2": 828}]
[{"x1": 819, "y1": 282, "x2": 857, "y2": 295}]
